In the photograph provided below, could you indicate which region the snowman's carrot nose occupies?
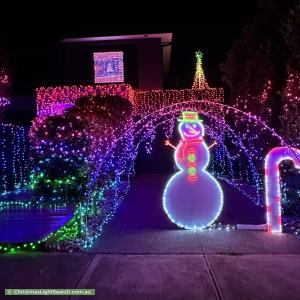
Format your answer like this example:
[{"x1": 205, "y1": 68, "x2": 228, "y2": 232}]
[{"x1": 189, "y1": 126, "x2": 198, "y2": 134}]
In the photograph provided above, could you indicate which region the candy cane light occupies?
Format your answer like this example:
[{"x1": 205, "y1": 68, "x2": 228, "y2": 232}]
[{"x1": 265, "y1": 147, "x2": 300, "y2": 233}]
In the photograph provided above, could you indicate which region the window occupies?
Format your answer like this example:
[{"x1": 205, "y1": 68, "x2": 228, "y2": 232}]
[{"x1": 93, "y1": 51, "x2": 124, "y2": 83}]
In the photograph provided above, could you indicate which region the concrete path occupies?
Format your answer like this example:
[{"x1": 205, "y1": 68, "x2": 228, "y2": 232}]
[
  {"x1": 1, "y1": 252, "x2": 300, "y2": 299},
  {"x1": 90, "y1": 175, "x2": 273, "y2": 254}
]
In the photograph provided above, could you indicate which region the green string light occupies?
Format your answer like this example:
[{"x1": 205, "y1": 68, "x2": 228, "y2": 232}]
[
  {"x1": 188, "y1": 153, "x2": 196, "y2": 161},
  {"x1": 188, "y1": 167, "x2": 196, "y2": 175}
]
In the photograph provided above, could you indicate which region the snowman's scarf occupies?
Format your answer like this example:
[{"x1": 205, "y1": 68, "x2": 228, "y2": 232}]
[{"x1": 177, "y1": 138, "x2": 203, "y2": 161}]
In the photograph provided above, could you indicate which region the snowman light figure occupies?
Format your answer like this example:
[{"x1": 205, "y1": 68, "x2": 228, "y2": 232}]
[{"x1": 164, "y1": 111, "x2": 223, "y2": 230}]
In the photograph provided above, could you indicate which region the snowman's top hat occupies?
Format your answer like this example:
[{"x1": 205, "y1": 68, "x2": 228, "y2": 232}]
[{"x1": 178, "y1": 111, "x2": 203, "y2": 123}]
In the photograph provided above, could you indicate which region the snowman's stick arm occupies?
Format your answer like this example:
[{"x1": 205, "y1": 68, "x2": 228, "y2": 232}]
[
  {"x1": 165, "y1": 140, "x2": 177, "y2": 150},
  {"x1": 208, "y1": 141, "x2": 217, "y2": 149}
]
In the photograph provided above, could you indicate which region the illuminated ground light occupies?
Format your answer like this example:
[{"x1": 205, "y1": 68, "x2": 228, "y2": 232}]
[
  {"x1": 265, "y1": 146, "x2": 300, "y2": 233},
  {"x1": 163, "y1": 111, "x2": 223, "y2": 230}
]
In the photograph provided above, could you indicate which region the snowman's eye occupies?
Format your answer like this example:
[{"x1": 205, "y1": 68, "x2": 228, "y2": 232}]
[
  {"x1": 193, "y1": 124, "x2": 196, "y2": 128},
  {"x1": 185, "y1": 124, "x2": 189, "y2": 128}
]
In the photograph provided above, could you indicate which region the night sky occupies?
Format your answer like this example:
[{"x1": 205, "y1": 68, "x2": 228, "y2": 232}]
[{"x1": 1, "y1": 1, "x2": 258, "y2": 95}]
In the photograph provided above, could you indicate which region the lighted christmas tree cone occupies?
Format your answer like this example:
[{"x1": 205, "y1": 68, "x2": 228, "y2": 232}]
[{"x1": 163, "y1": 111, "x2": 223, "y2": 229}]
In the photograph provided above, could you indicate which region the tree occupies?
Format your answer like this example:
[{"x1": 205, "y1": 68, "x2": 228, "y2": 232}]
[
  {"x1": 29, "y1": 94, "x2": 133, "y2": 202},
  {"x1": 220, "y1": 0, "x2": 295, "y2": 128},
  {"x1": 192, "y1": 51, "x2": 209, "y2": 90},
  {"x1": 280, "y1": 72, "x2": 300, "y2": 146},
  {"x1": 0, "y1": 36, "x2": 11, "y2": 122},
  {"x1": 282, "y1": 0, "x2": 300, "y2": 71},
  {"x1": 280, "y1": 1, "x2": 300, "y2": 146},
  {"x1": 29, "y1": 112, "x2": 90, "y2": 200}
]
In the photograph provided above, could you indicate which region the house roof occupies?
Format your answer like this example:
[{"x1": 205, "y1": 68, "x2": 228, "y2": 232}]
[
  {"x1": 62, "y1": 33, "x2": 173, "y2": 76},
  {"x1": 61, "y1": 33, "x2": 172, "y2": 44}
]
